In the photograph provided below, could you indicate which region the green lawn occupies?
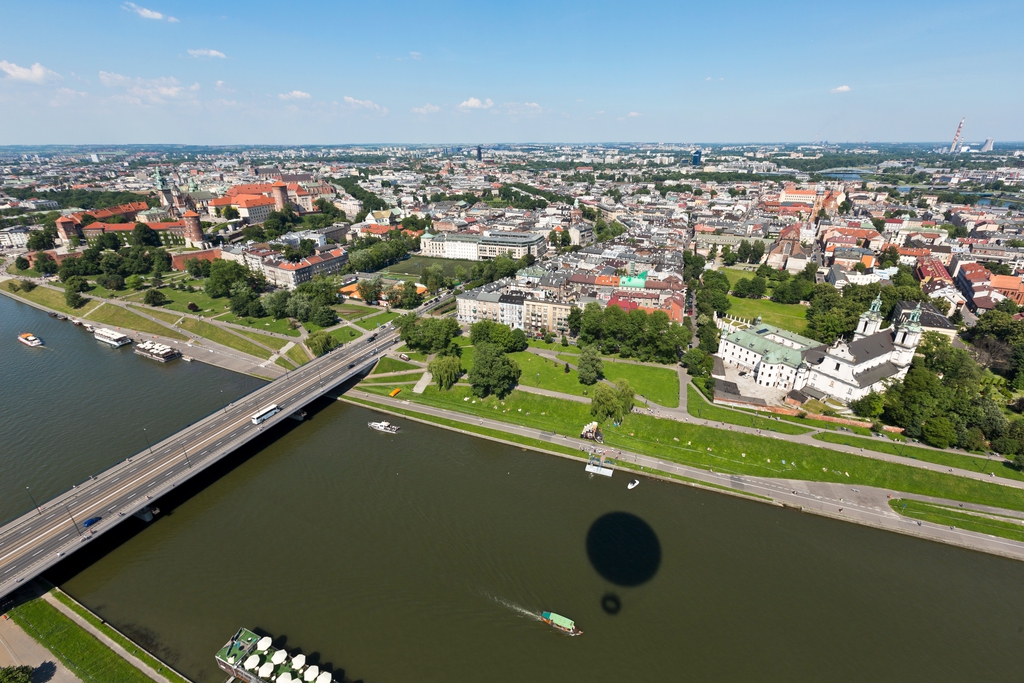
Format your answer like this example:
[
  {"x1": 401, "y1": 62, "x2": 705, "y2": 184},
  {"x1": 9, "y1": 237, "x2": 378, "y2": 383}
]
[
  {"x1": 2, "y1": 281, "x2": 102, "y2": 316},
  {"x1": 335, "y1": 303, "x2": 378, "y2": 320},
  {"x1": 722, "y1": 267, "x2": 759, "y2": 288},
  {"x1": 49, "y1": 589, "x2": 189, "y2": 683},
  {"x1": 355, "y1": 310, "x2": 401, "y2": 330},
  {"x1": 360, "y1": 371, "x2": 425, "y2": 385},
  {"x1": 276, "y1": 356, "x2": 296, "y2": 370},
  {"x1": 371, "y1": 356, "x2": 420, "y2": 374},
  {"x1": 285, "y1": 343, "x2": 310, "y2": 366},
  {"x1": 726, "y1": 296, "x2": 808, "y2": 334},
  {"x1": 382, "y1": 255, "x2": 476, "y2": 277},
  {"x1": 395, "y1": 345, "x2": 429, "y2": 362},
  {"x1": 138, "y1": 284, "x2": 230, "y2": 315},
  {"x1": 890, "y1": 499, "x2": 1024, "y2": 543},
  {"x1": 231, "y1": 327, "x2": 290, "y2": 350},
  {"x1": 329, "y1": 326, "x2": 362, "y2": 344},
  {"x1": 814, "y1": 432, "x2": 1024, "y2": 482},
  {"x1": 86, "y1": 304, "x2": 188, "y2": 340},
  {"x1": 686, "y1": 385, "x2": 812, "y2": 435},
  {"x1": 217, "y1": 312, "x2": 301, "y2": 337},
  {"x1": 127, "y1": 304, "x2": 181, "y2": 325},
  {"x1": 528, "y1": 338, "x2": 577, "y2": 352},
  {"x1": 8, "y1": 595, "x2": 155, "y2": 683},
  {"x1": 513, "y1": 351, "x2": 590, "y2": 396},
  {"x1": 6, "y1": 263, "x2": 41, "y2": 277},
  {"x1": 177, "y1": 318, "x2": 271, "y2": 359},
  {"x1": 357, "y1": 383, "x2": 1024, "y2": 512},
  {"x1": 602, "y1": 361, "x2": 680, "y2": 408}
]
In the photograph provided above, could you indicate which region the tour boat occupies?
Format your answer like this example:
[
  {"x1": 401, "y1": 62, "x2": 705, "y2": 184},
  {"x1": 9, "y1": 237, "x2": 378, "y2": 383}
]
[
  {"x1": 541, "y1": 612, "x2": 582, "y2": 636},
  {"x1": 368, "y1": 420, "x2": 399, "y2": 434},
  {"x1": 628, "y1": 479, "x2": 640, "y2": 490},
  {"x1": 18, "y1": 333, "x2": 43, "y2": 347}
]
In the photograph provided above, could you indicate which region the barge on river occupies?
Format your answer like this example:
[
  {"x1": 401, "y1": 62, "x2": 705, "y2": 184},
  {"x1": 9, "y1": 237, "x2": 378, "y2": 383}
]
[
  {"x1": 216, "y1": 627, "x2": 337, "y2": 683},
  {"x1": 134, "y1": 340, "x2": 181, "y2": 362}
]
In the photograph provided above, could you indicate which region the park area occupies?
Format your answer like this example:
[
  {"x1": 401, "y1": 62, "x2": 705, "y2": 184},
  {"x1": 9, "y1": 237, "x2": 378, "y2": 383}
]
[{"x1": 726, "y1": 295, "x2": 809, "y2": 334}]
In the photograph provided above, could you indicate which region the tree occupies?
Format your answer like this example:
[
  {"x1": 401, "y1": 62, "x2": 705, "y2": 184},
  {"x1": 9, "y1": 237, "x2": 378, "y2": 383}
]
[
  {"x1": 64, "y1": 288, "x2": 85, "y2": 309},
  {"x1": 851, "y1": 391, "x2": 885, "y2": 419},
  {"x1": 877, "y1": 246, "x2": 901, "y2": 268},
  {"x1": 922, "y1": 416, "x2": 956, "y2": 449},
  {"x1": 567, "y1": 305, "x2": 583, "y2": 337},
  {"x1": 681, "y1": 348, "x2": 714, "y2": 377},
  {"x1": 429, "y1": 355, "x2": 464, "y2": 390},
  {"x1": 309, "y1": 304, "x2": 337, "y2": 327},
  {"x1": 64, "y1": 275, "x2": 87, "y2": 293},
  {"x1": 26, "y1": 225, "x2": 58, "y2": 251},
  {"x1": 0, "y1": 665, "x2": 34, "y2": 683},
  {"x1": 130, "y1": 223, "x2": 161, "y2": 247},
  {"x1": 95, "y1": 273, "x2": 124, "y2": 290},
  {"x1": 614, "y1": 379, "x2": 635, "y2": 418},
  {"x1": 577, "y1": 345, "x2": 604, "y2": 385},
  {"x1": 222, "y1": 205, "x2": 240, "y2": 220},
  {"x1": 125, "y1": 274, "x2": 145, "y2": 290},
  {"x1": 357, "y1": 277, "x2": 383, "y2": 302},
  {"x1": 143, "y1": 288, "x2": 168, "y2": 306},
  {"x1": 33, "y1": 251, "x2": 58, "y2": 275},
  {"x1": 205, "y1": 259, "x2": 252, "y2": 298},
  {"x1": 306, "y1": 330, "x2": 339, "y2": 356},
  {"x1": 14, "y1": 255, "x2": 29, "y2": 271},
  {"x1": 468, "y1": 342, "x2": 521, "y2": 398},
  {"x1": 590, "y1": 383, "x2": 623, "y2": 422}
]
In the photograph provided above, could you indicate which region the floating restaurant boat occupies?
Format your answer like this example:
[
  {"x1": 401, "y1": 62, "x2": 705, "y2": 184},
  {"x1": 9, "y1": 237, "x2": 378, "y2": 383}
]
[
  {"x1": 368, "y1": 420, "x2": 399, "y2": 433},
  {"x1": 18, "y1": 333, "x2": 43, "y2": 347},
  {"x1": 134, "y1": 340, "x2": 181, "y2": 362},
  {"x1": 541, "y1": 611, "x2": 583, "y2": 636},
  {"x1": 216, "y1": 628, "x2": 335, "y2": 683},
  {"x1": 94, "y1": 327, "x2": 132, "y2": 348}
]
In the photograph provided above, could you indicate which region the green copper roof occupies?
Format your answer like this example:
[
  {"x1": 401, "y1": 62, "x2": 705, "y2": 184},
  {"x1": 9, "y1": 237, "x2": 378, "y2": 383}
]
[{"x1": 722, "y1": 322, "x2": 819, "y2": 369}]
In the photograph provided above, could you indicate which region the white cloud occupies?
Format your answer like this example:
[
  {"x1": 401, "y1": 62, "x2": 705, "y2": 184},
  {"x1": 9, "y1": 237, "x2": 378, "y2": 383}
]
[
  {"x1": 343, "y1": 95, "x2": 387, "y2": 114},
  {"x1": 188, "y1": 48, "x2": 226, "y2": 59},
  {"x1": 706, "y1": 76, "x2": 712, "y2": 81},
  {"x1": 500, "y1": 101, "x2": 543, "y2": 116},
  {"x1": 409, "y1": 51, "x2": 422, "y2": 60},
  {"x1": 278, "y1": 90, "x2": 311, "y2": 100},
  {"x1": 595, "y1": 110, "x2": 605, "y2": 115},
  {"x1": 411, "y1": 103, "x2": 440, "y2": 115},
  {"x1": 830, "y1": 85, "x2": 851, "y2": 93},
  {"x1": 99, "y1": 71, "x2": 192, "y2": 105},
  {"x1": 122, "y1": 2, "x2": 178, "y2": 22},
  {"x1": 49, "y1": 87, "x2": 86, "y2": 106},
  {"x1": 459, "y1": 97, "x2": 493, "y2": 110},
  {"x1": 627, "y1": 111, "x2": 642, "y2": 117},
  {"x1": 0, "y1": 60, "x2": 61, "y2": 83}
]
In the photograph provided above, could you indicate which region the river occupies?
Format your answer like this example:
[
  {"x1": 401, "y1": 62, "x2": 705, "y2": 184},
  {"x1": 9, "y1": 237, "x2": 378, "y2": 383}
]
[{"x1": 4, "y1": 293, "x2": 1024, "y2": 682}]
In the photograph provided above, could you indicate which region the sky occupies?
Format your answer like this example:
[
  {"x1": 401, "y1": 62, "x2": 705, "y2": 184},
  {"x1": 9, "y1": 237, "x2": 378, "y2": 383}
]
[{"x1": 1, "y1": 0, "x2": 1022, "y2": 145}]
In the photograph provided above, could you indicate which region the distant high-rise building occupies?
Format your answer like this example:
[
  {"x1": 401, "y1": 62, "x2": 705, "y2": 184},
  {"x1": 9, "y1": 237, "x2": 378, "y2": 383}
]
[
  {"x1": 90, "y1": 154, "x2": 100, "y2": 163},
  {"x1": 692, "y1": 150, "x2": 702, "y2": 166},
  {"x1": 477, "y1": 145, "x2": 482, "y2": 161},
  {"x1": 981, "y1": 138, "x2": 995, "y2": 153}
]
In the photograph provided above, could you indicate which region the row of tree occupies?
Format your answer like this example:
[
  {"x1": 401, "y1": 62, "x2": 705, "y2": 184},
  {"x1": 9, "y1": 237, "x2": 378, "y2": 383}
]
[{"x1": 569, "y1": 302, "x2": 691, "y2": 363}]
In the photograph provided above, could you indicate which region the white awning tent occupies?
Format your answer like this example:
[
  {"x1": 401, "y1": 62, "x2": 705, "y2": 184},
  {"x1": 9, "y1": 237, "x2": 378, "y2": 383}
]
[
  {"x1": 258, "y1": 662, "x2": 274, "y2": 678},
  {"x1": 272, "y1": 649, "x2": 288, "y2": 665},
  {"x1": 257, "y1": 636, "x2": 272, "y2": 652},
  {"x1": 316, "y1": 671, "x2": 332, "y2": 683},
  {"x1": 291, "y1": 654, "x2": 306, "y2": 670},
  {"x1": 303, "y1": 665, "x2": 320, "y2": 682},
  {"x1": 243, "y1": 655, "x2": 260, "y2": 671},
  {"x1": 279, "y1": 673, "x2": 293, "y2": 683}
]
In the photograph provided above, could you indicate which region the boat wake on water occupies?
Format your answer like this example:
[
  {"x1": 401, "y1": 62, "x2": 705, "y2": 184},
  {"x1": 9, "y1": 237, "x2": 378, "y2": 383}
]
[{"x1": 482, "y1": 592, "x2": 541, "y2": 620}]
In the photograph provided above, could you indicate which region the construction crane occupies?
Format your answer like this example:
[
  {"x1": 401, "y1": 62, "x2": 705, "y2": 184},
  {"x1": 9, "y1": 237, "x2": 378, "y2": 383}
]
[{"x1": 949, "y1": 117, "x2": 966, "y2": 154}]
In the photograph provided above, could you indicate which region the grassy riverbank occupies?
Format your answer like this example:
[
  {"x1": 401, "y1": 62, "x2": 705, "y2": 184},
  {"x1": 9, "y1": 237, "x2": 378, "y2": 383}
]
[
  {"x1": 7, "y1": 593, "x2": 158, "y2": 683},
  {"x1": 355, "y1": 383, "x2": 1024, "y2": 512},
  {"x1": 685, "y1": 385, "x2": 812, "y2": 435},
  {"x1": 177, "y1": 318, "x2": 272, "y2": 359},
  {"x1": 890, "y1": 499, "x2": 1024, "y2": 543},
  {"x1": 86, "y1": 304, "x2": 188, "y2": 341},
  {"x1": 1, "y1": 282, "x2": 102, "y2": 317}
]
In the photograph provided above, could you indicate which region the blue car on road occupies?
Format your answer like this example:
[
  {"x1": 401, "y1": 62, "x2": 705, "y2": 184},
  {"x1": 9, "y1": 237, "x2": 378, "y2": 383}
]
[{"x1": 82, "y1": 516, "x2": 101, "y2": 528}]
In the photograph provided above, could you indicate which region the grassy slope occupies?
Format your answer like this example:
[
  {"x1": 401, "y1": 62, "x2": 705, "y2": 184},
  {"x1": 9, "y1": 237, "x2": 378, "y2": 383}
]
[
  {"x1": 285, "y1": 343, "x2": 310, "y2": 366},
  {"x1": 686, "y1": 385, "x2": 812, "y2": 435},
  {"x1": 127, "y1": 305, "x2": 181, "y2": 325},
  {"x1": 815, "y1": 432, "x2": 1024, "y2": 482},
  {"x1": 2, "y1": 282, "x2": 102, "y2": 316},
  {"x1": 86, "y1": 304, "x2": 187, "y2": 340},
  {"x1": 356, "y1": 384, "x2": 1024, "y2": 512},
  {"x1": 602, "y1": 362, "x2": 680, "y2": 408},
  {"x1": 355, "y1": 310, "x2": 401, "y2": 330},
  {"x1": 890, "y1": 499, "x2": 1024, "y2": 543},
  {"x1": 8, "y1": 596, "x2": 154, "y2": 683},
  {"x1": 217, "y1": 312, "x2": 301, "y2": 337},
  {"x1": 177, "y1": 318, "x2": 271, "y2": 359},
  {"x1": 726, "y1": 295, "x2": 808, "y2": 334},
  {"x1": 371, "y1": 356, "x2": 420, "y2": 374},
  {"x1": 329, "y1": 326, "x2": 362, "y2": 344},
  {"x1": 231, "y1": 327, "x2": 290, "y2": 350}
]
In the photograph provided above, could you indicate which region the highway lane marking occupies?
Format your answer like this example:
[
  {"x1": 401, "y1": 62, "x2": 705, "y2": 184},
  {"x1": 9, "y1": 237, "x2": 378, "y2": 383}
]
[{"x1": 0, "y1": 339, "x2": 397, "y2": 568}]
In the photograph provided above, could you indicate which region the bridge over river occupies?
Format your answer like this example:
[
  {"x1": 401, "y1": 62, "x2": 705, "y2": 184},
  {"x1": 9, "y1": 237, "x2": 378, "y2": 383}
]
[{"x1": 0, "y1": 295, "x2": 449, "y2": 600}]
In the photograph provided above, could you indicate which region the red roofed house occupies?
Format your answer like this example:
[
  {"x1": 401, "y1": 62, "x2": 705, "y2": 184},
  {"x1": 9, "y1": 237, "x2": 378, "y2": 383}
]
[
  {"x1": 916, "y1": 258, "x2": 952, "y2": 284},
  {"x1": 55, "y1": 201, "x2": 150, "y2": 242},
  {"x1": 262, "y1": 247, "x2": 349, "y2": 290}
]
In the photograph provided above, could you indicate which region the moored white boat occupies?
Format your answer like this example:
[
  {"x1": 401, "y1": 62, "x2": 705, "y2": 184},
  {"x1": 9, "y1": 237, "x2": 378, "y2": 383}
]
[{"x1": 368, "y1": 420, "x2": 399, "y2": 434}]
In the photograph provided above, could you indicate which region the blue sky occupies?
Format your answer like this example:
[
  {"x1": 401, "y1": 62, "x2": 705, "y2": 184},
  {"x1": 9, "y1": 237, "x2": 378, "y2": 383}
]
[{"x1": 1, "y1": 0, "x2": 1021, "y2": 145}]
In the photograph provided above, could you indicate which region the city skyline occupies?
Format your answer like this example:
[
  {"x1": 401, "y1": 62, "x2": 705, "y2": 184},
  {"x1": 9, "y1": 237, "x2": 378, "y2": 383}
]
[{"x1": 1, "y1": 0, "x2": 1023, "y2": 144}]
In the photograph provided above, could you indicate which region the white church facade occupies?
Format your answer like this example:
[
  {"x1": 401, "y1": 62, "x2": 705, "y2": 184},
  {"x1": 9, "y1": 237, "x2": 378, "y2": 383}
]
[{"x1": 716, "y1": 295, "x2": 923, "y2": 403}]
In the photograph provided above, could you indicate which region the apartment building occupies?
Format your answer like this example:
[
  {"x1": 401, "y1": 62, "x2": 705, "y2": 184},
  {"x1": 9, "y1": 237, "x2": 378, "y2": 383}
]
[
  {"x1": 524, "y1": 298, "x2": 573, "y2": 336},
  {"x1": 263, "y1": 247, "x2": 348, "y2": 290},
  {"x1": 477, "y1": 231, "x2": 547, "y2": 260}
]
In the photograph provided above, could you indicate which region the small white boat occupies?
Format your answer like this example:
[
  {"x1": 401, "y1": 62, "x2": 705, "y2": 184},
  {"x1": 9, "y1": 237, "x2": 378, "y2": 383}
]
[
  {"x1": 368, "y1": 420, "x2": 399, "y2": 434},
  {"x1": 181, "y1": 355, "x2": 193, "y2": 362},
  {"x1": 627, "y1": 480, "x2": 639, "y2": 490},
  {"x1": 18, "y1": 333, "x2": 43, "y2": 347}
]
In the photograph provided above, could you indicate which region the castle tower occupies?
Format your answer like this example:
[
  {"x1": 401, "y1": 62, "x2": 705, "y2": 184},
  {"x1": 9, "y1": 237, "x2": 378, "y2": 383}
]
[
  {"x1": 854, "y1": 294, "x2": 883, "y2": 340},
  {"x1": 183, "y1": 210, "x2": 204, "y2": 248},
  {"x1": 271, "y1": 181, "x2": 288, "y2": 211},
  {"x1": 154, "y1": 169, "x2": 174, "y2": 209},
  {"x1": 892, "y1": 302, "x2": 923, "y2": 367}
]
